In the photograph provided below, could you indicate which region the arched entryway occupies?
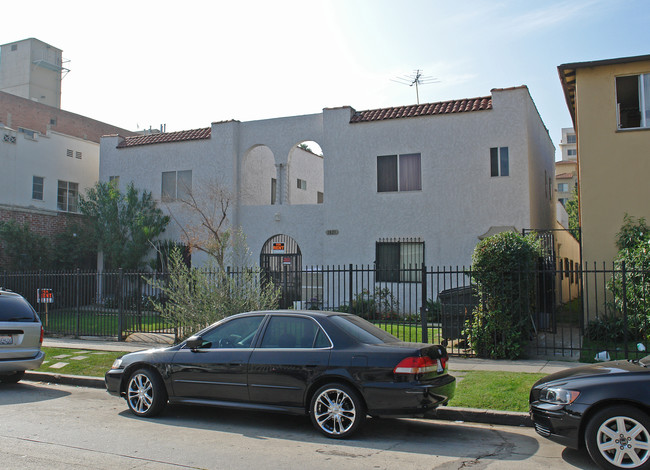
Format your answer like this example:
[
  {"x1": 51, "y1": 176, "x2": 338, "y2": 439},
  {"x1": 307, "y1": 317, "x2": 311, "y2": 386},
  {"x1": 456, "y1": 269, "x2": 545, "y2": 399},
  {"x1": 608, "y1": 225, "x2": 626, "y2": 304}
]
[{"x1": 260, "y1": 234, "x2": 302, "y2": 309}]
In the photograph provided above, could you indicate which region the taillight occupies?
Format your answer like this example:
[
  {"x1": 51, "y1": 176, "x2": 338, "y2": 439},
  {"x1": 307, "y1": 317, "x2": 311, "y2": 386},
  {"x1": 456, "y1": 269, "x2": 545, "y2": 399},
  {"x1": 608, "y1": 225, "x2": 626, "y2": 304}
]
[
  {"x1": 439, "y1": 356, "x2": 448, "y2": 371},
  {"x1": 39, "y1": 325, "x2": 44, "y2": 344},
  {"x1": 394, "y1": 356, "x2": 437, "y2": 375}
]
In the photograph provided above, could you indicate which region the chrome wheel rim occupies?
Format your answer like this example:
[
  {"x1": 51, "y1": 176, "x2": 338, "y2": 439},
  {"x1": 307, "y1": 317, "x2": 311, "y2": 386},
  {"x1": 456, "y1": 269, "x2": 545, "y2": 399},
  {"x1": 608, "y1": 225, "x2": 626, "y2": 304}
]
[
  {"x1": 596, "y1": 416, "x2": 650, "y2": 468},
  {"x1": 313, "y1": 388, "x2": 356, "y2": 435},
  {"x1": 127, "y1": 373, "x2": 154, "y2": 414}
]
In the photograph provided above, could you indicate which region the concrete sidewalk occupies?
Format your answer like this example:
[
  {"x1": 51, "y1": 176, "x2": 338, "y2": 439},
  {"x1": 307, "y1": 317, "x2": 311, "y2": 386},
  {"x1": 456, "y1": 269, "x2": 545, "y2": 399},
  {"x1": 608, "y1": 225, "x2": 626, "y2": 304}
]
[{"x1": 27, "y1": 336, "x2": 581, "y2": 428}]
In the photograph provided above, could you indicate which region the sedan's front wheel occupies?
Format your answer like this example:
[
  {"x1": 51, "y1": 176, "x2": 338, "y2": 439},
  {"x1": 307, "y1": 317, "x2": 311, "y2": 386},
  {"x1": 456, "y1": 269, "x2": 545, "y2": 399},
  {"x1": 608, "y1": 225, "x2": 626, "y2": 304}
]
[
  {"x1": 585, "y1": 405, "x2": 650, "y2": 470},
  {"x1": 310, "y1": 383, "x2": 365, "y2": 438},
  {"x1": 126, "y1": 369, "x2": 167, "y2": 417}
]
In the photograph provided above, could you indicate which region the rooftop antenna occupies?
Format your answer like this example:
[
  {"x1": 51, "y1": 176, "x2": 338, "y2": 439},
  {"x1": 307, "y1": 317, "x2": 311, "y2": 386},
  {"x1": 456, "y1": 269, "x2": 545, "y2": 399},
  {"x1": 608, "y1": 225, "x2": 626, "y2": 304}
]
[{"x1": 391, "y1": 69, "x2": 439, "y2": 104}]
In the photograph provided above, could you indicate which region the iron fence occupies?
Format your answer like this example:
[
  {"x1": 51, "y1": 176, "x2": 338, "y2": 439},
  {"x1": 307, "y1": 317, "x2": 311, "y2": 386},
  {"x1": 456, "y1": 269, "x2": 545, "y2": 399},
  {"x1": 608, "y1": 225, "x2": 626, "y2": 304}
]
[{"x1": 1, "y1": 261, "x2": 648, "y2": 361}]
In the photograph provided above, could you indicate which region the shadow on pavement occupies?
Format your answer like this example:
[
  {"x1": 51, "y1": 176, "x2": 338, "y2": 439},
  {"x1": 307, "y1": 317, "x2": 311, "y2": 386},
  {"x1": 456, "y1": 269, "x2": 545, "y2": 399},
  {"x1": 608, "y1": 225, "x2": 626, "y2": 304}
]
[
  {"x1": 117, "y1": 404, "x2": 540, "y2": 461},
  {"x1": 0, "y1": 382, "x2": 71, "y2": 405}
]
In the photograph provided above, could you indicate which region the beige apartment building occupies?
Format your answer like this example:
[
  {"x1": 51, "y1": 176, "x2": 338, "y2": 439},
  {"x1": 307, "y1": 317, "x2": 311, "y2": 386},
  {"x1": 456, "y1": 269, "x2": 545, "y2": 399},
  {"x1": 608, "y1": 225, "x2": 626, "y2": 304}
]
[{"x1": 559, "y1": 54, "x2": 650, "y2": 266}]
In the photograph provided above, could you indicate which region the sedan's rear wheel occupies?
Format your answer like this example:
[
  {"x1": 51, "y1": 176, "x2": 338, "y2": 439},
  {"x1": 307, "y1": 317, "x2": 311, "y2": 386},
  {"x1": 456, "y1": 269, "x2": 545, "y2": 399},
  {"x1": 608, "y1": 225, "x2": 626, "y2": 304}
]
[
  {"x1": 0, "y1": 371, "x2": 25, "y2": 384},
  {"x1": 310, "y1": 383, "x2": 365, "y2": 438},
  {"x1": 126, "y1": 368, "x2": 167, "y2": 417},
  {"x1": 585, "y1": 405, "x2": 650, "y2": 470}
]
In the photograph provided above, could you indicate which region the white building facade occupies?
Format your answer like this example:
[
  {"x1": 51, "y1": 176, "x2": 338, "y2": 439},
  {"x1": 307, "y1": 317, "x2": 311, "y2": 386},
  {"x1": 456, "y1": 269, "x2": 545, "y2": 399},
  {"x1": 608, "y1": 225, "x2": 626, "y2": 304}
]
[
  {"x1": 100, "y1": 86, "x2": 555, "y2": 273},
  {"x1": 0, "y1": 125, "x2": 98, "y2": 214}
]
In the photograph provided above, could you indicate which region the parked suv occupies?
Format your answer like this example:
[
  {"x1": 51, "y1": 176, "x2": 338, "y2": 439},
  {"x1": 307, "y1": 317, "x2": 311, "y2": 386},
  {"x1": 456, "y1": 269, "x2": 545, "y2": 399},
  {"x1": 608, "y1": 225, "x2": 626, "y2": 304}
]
[{"x1": 0, "y1": 289, "x2": 44, "y2": 383}]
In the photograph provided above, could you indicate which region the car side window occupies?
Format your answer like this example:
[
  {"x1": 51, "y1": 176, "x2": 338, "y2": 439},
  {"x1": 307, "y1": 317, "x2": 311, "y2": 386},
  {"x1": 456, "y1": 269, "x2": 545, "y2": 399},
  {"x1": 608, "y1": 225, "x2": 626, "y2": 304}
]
[
  {"x1": 260, "y1": 316, "x2": 329, "y2": 349},
  {"x1": 198, "y1": 316, "x2": 264, "y2": 349}
]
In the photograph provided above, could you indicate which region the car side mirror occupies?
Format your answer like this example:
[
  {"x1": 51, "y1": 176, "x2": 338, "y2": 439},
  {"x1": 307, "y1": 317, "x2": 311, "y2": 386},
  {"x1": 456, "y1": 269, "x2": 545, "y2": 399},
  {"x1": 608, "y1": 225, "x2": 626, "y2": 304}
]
[{"x1": 185, "y1": 335, "x2": 203, "y2": 350}]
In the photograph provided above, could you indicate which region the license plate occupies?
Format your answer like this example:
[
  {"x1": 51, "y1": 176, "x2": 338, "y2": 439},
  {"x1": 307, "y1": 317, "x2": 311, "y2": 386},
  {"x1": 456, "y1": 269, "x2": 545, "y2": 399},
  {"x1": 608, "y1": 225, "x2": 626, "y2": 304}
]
[{"x1": 0, "y1": 335, "x2": 12, "y2": 345}]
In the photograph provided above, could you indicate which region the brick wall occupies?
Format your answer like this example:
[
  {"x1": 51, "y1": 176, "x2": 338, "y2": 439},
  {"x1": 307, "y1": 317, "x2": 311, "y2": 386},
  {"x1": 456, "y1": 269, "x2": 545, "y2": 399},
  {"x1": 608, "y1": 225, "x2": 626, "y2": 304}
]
[
  {"x1": 0, "y1": 91, "x2": 137, "y2": 143},
  {"x1": 0, "y1": 206, "x2": 85, "y2": 268}
]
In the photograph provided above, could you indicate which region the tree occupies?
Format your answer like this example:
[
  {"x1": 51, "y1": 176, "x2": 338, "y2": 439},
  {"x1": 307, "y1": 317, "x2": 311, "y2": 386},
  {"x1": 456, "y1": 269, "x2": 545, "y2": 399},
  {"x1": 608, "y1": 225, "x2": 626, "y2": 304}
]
[
  {"x1": 0, "y1": 220, "x2": 53, "y2": 271},
  {"x1": 466, "y1": 231, "x2": 541, "y2": 359},
  {"x1": 148, "y1": 248, "x2": 280, "y2": 340},
  {"x1": 79, "y1": 182, "x2": 170, "y2": 270},
  {"x1": 565, "y1": 185, "x2": 580, "y2": 241},
  {"x1": 166, "y1": 178, "x2": 242, "y2": 269}
]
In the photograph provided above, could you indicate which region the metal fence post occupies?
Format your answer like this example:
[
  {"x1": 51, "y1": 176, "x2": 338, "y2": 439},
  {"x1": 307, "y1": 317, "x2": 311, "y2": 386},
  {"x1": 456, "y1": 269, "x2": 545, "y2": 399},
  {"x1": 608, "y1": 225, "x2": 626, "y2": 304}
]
[
  {"x1": 420, "y1": 264, "x2": 428, "y2": 343},
  {"x1": 348, "y1": 264, "x2": 353, "y2": 309},
  {"x1": 118, "y1": 268, "x2": 124, "y2": 341},
  {"x1": 622, "y1": 261, "x2": 628, "y2": 360},
  {"x1": 75, "y1": 268, "x2": 81, "y2": 337}
]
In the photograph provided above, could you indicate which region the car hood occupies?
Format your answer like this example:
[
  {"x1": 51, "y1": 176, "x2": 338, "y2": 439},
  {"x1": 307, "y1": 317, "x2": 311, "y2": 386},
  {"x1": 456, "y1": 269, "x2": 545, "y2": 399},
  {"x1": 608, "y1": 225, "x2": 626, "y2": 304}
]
[{"x1": 533, "y1": 359, "x2": 650, "y2": 388}]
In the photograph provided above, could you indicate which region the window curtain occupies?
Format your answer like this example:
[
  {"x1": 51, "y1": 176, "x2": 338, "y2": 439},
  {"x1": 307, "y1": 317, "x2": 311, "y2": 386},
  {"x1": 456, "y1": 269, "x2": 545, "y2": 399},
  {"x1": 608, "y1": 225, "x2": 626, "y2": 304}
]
[
  {"x1": 377, "y1": 155, "x2": 398, "y2": 192},
  {"x1": 399, "y1": 153, "x2": 421, "y2": 191}
]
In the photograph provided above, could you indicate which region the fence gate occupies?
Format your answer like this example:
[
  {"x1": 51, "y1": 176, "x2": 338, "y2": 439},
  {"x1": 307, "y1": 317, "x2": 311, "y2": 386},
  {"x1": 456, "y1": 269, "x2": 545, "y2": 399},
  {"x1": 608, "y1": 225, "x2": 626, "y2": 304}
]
[{"x1": 260, "y1": 234, "x2": 302, "y2": 309}]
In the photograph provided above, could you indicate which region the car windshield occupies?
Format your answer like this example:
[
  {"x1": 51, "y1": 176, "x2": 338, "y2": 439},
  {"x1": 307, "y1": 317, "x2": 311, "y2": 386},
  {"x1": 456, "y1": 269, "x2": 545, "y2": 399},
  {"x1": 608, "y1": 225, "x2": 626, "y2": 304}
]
[
  {"x1": 329, "y1": 314, "x2": 400, "y2": 344},
  {"x1": 0, "y1": 295, "x2": 37, "y2": 322}
]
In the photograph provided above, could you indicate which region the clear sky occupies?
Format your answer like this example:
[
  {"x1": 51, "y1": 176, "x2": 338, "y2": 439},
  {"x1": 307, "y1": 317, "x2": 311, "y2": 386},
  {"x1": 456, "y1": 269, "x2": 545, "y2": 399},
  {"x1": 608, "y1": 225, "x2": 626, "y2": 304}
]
[{"x1": 2, "y1": 0, "x2": 649, "y2": 159}]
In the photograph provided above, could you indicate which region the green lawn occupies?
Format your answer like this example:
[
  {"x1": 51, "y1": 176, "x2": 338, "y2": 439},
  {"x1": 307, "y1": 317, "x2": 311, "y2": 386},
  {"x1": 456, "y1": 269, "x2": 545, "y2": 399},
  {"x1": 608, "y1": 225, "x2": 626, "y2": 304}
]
[
  {"x1": 36, "y1": 347, "x2": 124, "y2": 377},
  {"x1": 376, "y1": 323, "x2": 442, "y2": 343},
  {"x1": 35, "y1": 346, "x2": 543, "y2": 413},
  {"x1": 450, "y1": 371, "x2": 544, "y2": 412},
  {"x1": 41, "y1": 310, "x2": 172, "y2": 337}
]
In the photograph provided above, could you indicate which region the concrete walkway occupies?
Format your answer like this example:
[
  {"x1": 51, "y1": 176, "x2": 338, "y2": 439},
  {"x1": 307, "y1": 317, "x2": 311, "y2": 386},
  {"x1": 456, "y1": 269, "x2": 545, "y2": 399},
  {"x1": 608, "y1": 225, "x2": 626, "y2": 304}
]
[{"x1": 27, "y1": 336, "x2": 582, "y2": 428}]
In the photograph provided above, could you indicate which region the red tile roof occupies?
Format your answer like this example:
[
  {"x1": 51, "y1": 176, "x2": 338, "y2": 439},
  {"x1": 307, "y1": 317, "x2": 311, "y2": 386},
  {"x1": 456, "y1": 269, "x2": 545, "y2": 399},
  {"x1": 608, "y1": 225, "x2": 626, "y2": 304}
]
[
  {"x1": 556, "y1": 172, "x2": 575, "y2": 179},
  {"x1": 117, "y1": 127, "x2": 211, "y2": 148},
  {"x1": 350, "y1": 96, "x2": 492, "y2": 123}
]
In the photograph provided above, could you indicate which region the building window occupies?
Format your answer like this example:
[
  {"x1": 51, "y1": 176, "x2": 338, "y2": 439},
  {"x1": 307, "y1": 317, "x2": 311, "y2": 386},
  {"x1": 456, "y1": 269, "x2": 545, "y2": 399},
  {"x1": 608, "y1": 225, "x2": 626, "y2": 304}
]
[
  {"x1": 271, "y1": 178, "x2": 277, "y2": 205},
  {"x1": 161, "y1": 170, "x2": 192, "y2": 202},
  {"x1": 559, "y1": 198, "x2": 568, "y2": 206},
  {"x1": 11, "y1": 44, "x2": 17, "y2": 52},
  {"x1": 32, "y1": 176, "x2": 44, "y2": 200},
  {"x1": 49, "y1": 118, "x2": 57, "y2": 126},
  {"x1": 567, "y1": 134, "x2": 576, "y2": 144},
  {"x1": 297, "y1": 178, "x2": 307, "y2": 190},
  {"x1": 376, "y1": 240, "x2": 424, "y2": 282},
  {"x1": 616, "y1": 73, "x2": 650, "y2": 129},
  {"x1": 377, "y1": 153, "x2": 421, "y2": 192},
  {"x1": 317, "y1": 191, "x2": 324, "y2": 204},
  {"x1": 567, "y1": 149, "x2": 577, "y2": 157},
  {"x1": 66, "y1": 149, "x2": 73, "y2": 158},
  {"x1": 75, "y1": 151, "x2": 82, "y2": 159},
  {"x1": 490, "y1": 147, "x2": 509, "y2": 177},
  {"x1": 558, "y1": 183, "x2": 569, "y2": 192},
  {"x1": 57, "y1": 180, "x2": 78, "y2": 212}
]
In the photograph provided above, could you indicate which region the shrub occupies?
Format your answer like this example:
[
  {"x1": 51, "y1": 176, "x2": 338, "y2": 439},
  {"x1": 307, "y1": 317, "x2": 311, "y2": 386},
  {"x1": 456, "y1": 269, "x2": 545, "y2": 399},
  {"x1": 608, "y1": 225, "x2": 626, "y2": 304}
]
[
  {"x1": 606, "y1": 214, "x2": 650, "y2": 338},
  {"x1": 147, "y1": 248, "x2": 280, "y2": 340},
  {"x1": 466, "y1": 231, "x2": 541, "y2": 359},
  {"x1": 337, "y1": 288, "x2": 399, "y2": 320}
]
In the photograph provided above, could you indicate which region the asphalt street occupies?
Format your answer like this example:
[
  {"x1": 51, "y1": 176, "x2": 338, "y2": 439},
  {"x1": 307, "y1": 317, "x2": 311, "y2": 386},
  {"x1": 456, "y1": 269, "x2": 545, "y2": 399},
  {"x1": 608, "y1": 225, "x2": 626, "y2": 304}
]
[{"x1": 0, "y1": 381, "x2": 598, "y2": 470}]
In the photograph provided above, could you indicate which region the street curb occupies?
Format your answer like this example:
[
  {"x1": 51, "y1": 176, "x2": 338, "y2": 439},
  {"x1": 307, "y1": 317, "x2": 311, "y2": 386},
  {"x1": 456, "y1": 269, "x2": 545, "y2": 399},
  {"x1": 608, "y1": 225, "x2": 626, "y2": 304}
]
[
  {"x1": 24, "y1": 371, "x2": 106, "y2": 389},
  {"x1": 433, "y1": 406, "x2": 532, "y2": 427},
  {"x1": 23, "y1": 371, "x2": 533, "y2": 427}
]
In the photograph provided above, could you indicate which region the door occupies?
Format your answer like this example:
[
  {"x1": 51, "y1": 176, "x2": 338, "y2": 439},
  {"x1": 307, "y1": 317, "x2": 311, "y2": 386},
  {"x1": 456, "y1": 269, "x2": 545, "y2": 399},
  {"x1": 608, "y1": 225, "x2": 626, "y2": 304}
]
[
  {"x1": 260, "y1": 234, "x2": 302, "y2": 309},
  {"x1": 170, "y1": 315, "x2": 265, "y2": 402},
  {"x1": 248, "y1": 315, "x2": 331, "y2": 407}
]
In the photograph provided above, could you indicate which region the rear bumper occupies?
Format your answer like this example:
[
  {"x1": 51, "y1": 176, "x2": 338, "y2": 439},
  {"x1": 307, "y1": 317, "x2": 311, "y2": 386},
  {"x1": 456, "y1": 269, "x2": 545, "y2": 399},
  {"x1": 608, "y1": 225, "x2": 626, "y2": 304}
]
[
  {"x1": 364, "y1": 374, "x2": 456, "y2": 417},
  {"x1": 0, "y1": 350, "x2": 45, "y2": 373}
]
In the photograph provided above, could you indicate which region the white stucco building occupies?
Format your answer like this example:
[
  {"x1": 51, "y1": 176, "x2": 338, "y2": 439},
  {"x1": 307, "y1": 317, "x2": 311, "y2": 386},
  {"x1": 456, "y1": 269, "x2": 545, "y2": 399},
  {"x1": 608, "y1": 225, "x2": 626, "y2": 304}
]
[
  {"x1": 101, "y1": 85, "x2": 555, "y2": 277},
  {"x1": 0, "y1": 125, "x2": 99, "y2": 214}
]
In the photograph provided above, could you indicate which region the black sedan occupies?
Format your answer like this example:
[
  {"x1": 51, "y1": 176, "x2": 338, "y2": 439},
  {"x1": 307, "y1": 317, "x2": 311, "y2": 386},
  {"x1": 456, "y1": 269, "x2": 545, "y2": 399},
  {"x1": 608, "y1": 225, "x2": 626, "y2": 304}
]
[
  {"x1": 106, "y1": 310, "x2": 455, "y2": 438},
  {"x1": 530, "y1": 357, "x2": 650, "y2": 469}
]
